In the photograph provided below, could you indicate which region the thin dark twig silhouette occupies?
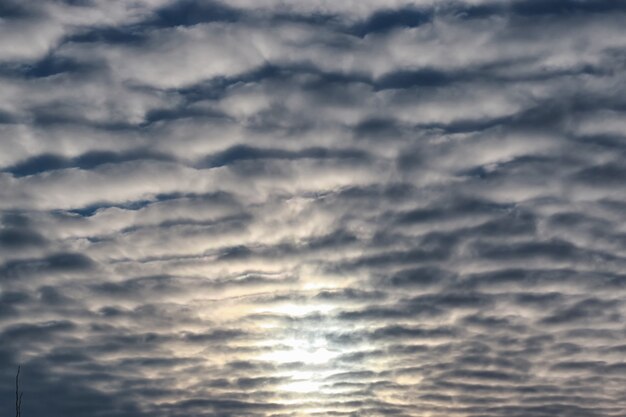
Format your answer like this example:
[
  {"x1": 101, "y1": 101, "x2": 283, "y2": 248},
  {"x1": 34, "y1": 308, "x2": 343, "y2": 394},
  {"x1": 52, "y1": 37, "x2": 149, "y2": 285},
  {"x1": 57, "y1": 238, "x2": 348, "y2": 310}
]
[{"x1": 15, "y1": 365, "x2": 23, "y2": 417}]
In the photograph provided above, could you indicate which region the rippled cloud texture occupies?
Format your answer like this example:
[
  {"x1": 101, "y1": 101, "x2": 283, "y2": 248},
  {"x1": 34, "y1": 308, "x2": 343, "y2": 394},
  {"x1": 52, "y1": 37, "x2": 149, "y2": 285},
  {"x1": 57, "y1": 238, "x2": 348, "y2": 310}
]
[{"x1": 1, "y1": 1, "x2": 626, "y2": 416}]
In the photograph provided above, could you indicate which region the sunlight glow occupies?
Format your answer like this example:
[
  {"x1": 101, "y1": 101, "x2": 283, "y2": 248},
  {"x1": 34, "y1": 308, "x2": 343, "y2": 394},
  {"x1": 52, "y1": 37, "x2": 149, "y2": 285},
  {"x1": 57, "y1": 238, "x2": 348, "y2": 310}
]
[
  {"x1": 258, "y1": 336, "x2": 337, "y2": 365},
  {"x1": 280, "y1": 374, "x2": 323, "y2": 394},
  {"x1": 253, "y1": 301, "x2": 348, "y2": 397},
  {"x1": 262, "y1": 302, "x2": 335, "y2": 317}
]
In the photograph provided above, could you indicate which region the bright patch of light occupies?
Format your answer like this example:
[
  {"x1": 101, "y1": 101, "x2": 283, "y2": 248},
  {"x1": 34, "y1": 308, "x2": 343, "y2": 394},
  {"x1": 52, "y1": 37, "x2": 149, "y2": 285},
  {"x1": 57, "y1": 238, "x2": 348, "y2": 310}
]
[
  {"x1": 259, "y1": 336, "x2": 336, "y2": 365},
  {"x1": 281, "y1": 378, "x2": 322, "y2": 393},
  {"x1": 262, "y1": 302, "x2": 335, "y2": 317}
]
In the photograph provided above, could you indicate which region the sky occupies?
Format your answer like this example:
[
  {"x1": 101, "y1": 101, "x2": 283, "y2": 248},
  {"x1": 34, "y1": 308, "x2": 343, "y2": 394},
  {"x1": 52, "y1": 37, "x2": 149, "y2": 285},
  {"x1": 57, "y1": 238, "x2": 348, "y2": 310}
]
[{"x1": 1, "y1": 0, "x2": 626, "y2": 416}]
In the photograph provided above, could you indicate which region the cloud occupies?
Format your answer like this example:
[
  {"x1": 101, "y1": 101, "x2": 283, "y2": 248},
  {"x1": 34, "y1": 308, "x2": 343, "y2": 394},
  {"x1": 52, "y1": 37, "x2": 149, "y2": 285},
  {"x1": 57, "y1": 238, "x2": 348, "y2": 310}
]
[{"x1": 1, "y1": 1, "x2": 625, "y2": 416}]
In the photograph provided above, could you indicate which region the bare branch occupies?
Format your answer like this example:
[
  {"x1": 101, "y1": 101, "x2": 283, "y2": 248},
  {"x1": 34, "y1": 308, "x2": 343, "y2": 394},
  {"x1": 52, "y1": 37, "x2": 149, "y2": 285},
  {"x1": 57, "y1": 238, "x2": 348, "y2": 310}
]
[{"x1": 15, "y1": 365, "x2": 23, "y2": 417}]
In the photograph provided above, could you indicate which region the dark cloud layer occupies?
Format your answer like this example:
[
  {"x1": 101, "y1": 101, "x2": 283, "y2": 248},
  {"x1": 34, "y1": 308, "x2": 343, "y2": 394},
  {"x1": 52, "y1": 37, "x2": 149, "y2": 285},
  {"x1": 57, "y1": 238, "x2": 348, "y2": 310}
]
[{"x1": 1, "y1": 1, "x2": 626, "y2": 416}]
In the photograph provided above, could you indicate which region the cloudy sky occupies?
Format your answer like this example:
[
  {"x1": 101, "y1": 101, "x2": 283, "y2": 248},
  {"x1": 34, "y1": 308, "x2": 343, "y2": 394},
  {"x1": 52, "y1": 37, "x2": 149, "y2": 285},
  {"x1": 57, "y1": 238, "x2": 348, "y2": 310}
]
[{"x1": 1, "y1": 1, "x2": 626, "y2": 416}]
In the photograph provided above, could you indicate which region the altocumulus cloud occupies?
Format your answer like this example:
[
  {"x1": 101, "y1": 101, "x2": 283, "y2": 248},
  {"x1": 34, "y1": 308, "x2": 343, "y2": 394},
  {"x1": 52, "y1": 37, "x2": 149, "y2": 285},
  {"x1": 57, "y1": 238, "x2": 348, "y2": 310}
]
[{"x1": 1, "y1": 1, "x2": 626, "y2": 416}]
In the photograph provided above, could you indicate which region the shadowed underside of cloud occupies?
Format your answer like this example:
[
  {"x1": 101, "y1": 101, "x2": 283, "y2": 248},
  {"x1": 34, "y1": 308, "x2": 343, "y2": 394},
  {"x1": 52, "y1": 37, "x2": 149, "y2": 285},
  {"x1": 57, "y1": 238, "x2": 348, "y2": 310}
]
[{"x1": 1, "y1": 0, "x2": 626, "y2": 416}]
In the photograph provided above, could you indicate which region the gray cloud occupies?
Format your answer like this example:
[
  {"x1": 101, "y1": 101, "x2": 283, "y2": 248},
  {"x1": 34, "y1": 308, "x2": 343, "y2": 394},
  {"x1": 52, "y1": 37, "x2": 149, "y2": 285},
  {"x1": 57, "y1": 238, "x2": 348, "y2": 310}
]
[{"x1": 1, "y1": 1, "x2": 626, "y2": 416}]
